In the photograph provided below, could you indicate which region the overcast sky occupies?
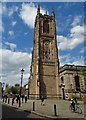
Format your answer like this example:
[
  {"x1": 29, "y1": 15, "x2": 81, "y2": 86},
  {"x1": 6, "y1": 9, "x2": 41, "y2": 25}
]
[{"x1": 0, "y1": 2, "x2": 85, "y2": 87}]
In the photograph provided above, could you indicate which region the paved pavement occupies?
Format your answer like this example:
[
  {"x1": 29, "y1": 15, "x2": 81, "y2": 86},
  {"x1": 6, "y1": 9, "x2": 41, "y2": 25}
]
[{"x1": 1, "y1": 98, "x2": 85, "y2": 119}]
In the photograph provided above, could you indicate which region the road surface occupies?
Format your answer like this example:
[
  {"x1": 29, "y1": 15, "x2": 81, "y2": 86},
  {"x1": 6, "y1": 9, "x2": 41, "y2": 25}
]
[{"x1": 2, "y1": 104, "x2": 45, "y2": 119}]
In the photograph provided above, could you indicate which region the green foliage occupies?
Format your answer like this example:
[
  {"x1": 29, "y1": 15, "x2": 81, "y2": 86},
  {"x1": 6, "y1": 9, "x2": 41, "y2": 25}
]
[
  {"x1": 6, "y1": 86, "x2": 11, "y2": 93},
  {"x1": 11, "y1": 86, "x2": 19, "y2": 94}
]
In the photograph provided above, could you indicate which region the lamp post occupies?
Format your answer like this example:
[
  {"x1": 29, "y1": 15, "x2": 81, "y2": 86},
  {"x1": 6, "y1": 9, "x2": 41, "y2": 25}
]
[
  {"x1": 60, "y1": 83, "x2": 65, "y2": 100},
  {"x1": 62, "y1": 83, "x2": 65, "y2": 100},
  {"x1": 19, "y1": 68, "x2": 24, "y2": 107},
  {"x1": 2, "y1": 82, "x2": 5, "y2": 101}
]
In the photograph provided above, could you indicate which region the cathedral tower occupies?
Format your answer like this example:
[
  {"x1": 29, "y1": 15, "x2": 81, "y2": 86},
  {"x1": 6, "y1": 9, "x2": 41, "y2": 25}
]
[{"x1": 29, "y1": 6, "x2": 59, "y2": 99}]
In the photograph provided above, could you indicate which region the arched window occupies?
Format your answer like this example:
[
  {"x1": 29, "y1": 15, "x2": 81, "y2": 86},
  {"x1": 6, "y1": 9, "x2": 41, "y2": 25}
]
[
  {"x1": 43, "y1": 21, "x2": 49, "y2": 33},
  {"x1": 45, "y1": 51, "x2": 48, "y2": 60}
]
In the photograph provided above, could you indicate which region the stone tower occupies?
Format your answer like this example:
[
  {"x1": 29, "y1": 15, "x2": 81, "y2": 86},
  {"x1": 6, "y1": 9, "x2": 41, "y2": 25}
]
[{"x1": 29, "y1": 5, "x2": 59, "y2": 99}]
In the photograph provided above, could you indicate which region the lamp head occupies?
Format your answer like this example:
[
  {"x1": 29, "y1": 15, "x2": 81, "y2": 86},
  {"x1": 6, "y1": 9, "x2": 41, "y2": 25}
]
[{"x1": 21, "y1": 69, "x2": 24, "y2": 74}]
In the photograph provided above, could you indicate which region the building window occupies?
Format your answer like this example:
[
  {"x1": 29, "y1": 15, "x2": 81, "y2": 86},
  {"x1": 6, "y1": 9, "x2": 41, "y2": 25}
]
[
  {"x1": 61, "y1": 77, "x2": 64, "y2": 83},
  {"x1": 43, "y1": 21, "x2": 49, "y2": 33},
  {"x1": 75, "y1": 76, "x2": 80, "y2": 91}
]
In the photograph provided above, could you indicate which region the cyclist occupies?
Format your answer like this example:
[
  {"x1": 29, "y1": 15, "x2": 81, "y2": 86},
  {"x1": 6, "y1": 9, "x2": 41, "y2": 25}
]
[
  {"x1": 74, "y1": 96, "x2": 77, "y2": 104},
  {"x1": 70, "y1": 98, "x2": 82, "y2": 114},
  {"x1": 70, "y1": 98, "x2": 75, "y2": 111}
]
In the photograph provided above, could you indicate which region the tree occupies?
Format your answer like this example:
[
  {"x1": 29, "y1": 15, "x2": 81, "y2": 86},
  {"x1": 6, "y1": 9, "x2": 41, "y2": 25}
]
[
  {"x1": 11, "y1": 86, "x2": 19, "y2": 94},
  {"x1": 5, "y1": 86, "x2": 11, "y2": 94}
]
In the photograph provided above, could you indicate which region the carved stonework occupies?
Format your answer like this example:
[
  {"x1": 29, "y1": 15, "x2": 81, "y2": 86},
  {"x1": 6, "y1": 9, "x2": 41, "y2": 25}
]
[{"x1": 29, "y1": 6, "x2": 59, "y2": 99}]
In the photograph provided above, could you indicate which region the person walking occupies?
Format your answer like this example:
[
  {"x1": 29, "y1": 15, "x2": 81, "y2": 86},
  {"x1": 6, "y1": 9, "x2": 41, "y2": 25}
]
[
  {"x1": 16, "y1": 94, "x2": 19, "y2": 103},
  {"x1": 7, "y1": 94, "x2": 10, "y2": 104},
  {"x1": 41, "y1": 95, "x2": 45, "y2": 105},
  {"x1": 5, "y1": 95, "x2": 7, "y2": 103},
  {"x1": 21, "y1": 94, "x2": 24, "y2": 103},
  {"x1": 25, "y1": 95, "x2": 27, "y2": 103},
  {"x1": 3, "y1": 95, "x2": 4, "y2": 102},
  {"x1": 12, "y1": 95, "x2": 16, "y2": 105}
]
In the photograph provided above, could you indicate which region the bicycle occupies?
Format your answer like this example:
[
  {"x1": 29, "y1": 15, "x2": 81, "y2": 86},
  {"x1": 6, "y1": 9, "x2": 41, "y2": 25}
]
[{"x1": 69, "y1": 103, "x2": 82, "y2": 114}]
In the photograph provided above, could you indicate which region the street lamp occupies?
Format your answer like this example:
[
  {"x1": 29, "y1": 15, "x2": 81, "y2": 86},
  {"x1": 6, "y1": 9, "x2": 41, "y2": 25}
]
[
  {"x1": 2, "y1": 82, "x2": 5, "y2": 101},
  {"x1": 20, "y1": 69, "x2": 24, "y2": 95},
  {"x1": 59, "y1": 83, "x2": 65, "y2": 100},
  {"x1": 61, "y1": 83, "x2": 65, "y2": 100},
  {"x1": 19, "y1": 68, "x2": 24, "y2": 107}
]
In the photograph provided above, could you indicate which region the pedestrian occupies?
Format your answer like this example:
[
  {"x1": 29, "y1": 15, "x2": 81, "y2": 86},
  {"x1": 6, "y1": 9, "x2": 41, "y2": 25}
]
[
  {"x1": 5, "y1": 95, "x2": 7, "y2": 103},
  {"x1": 3, "y1": 95, "x2": 4, "y2": 102},
  {"x1": 41, "y1": 95, "x2": 45, "y2": 105},
  {"x1": 25, "y1": 95, "x2": 27, "y2": 103},
  {"x1": 16, "y1": 94, "x2": 19, "y2": 103},
  {"x1": 7, "y1": 94, "x2": 10, "y2": 104},
  {"x1": 21, "y1": 94, "x2": 24, "y2": 103},
  {"x1": 12, "y1": 95, "x2": 16, "y2": 105},
  {"x1": 12, "y1": 97, "x2": 14, "y2": 105}
]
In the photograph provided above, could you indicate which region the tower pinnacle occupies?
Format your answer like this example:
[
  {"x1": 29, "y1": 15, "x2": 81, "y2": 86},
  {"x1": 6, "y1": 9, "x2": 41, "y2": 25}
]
[
  {"x1": 37, "y1": 4, "x2": 40, "y2": 14},
  {"x1": 52, "y1": 8, "x2": 55, "y2": 18}
]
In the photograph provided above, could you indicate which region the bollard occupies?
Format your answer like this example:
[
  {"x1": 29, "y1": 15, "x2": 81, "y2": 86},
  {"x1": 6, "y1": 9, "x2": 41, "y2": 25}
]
[
  {"x1": 8, "y1": 98, "x2": 10, "y2": 104},
  {"x1": 12, "y1": 99, "x2": 14, "y2": 105},
  {"x1": 19, "y1": 97, "x2": 21, "y2": 107},
  {"x1": 54, "y1": 104, "x2": 57, "y2": 116},
  {"x1": 33, "y1": 102, "x2": 35, "y2": 111},
  {"x1": 3, "y1": 97, "x2": 4, "y2": 102}
]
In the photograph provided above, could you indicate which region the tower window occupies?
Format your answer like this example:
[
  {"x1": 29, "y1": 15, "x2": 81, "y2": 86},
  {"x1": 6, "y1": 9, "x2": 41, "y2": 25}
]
[
  {"x1": 45, "y1": 51, "x2": 48, "y2": 60},
  {"x1": 43, "y1": 21, "x2": 49, "y2": 33}
]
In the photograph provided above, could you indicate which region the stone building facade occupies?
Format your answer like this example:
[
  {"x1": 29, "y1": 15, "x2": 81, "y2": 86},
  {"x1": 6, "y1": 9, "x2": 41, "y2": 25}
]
[
  {"x1": 59, "y1": 64, "x2": 85, "y2": 100},
  {"x1": 28, "y1": 6, "x2": 85, "y2": 99}
]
